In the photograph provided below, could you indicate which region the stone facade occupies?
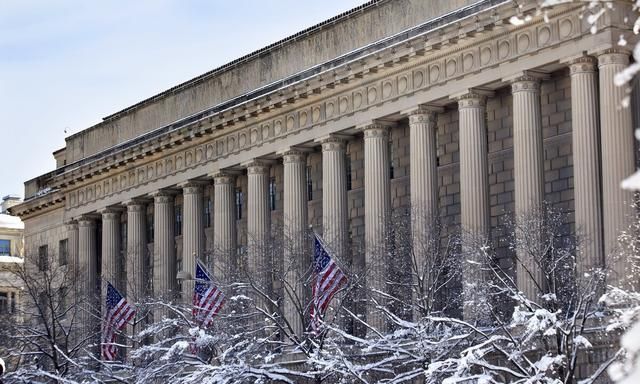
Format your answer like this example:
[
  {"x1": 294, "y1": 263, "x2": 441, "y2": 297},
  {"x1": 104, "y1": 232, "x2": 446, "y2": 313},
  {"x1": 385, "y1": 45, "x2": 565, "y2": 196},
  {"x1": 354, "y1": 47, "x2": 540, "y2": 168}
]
[{"x1": 10, "y1": 0, "x2": 639, "y2": 376}]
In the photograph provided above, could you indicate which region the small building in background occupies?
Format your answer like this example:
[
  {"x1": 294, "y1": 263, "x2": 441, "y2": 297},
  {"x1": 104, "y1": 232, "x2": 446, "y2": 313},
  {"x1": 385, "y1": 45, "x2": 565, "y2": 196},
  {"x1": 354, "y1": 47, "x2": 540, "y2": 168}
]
[{"x1": 0, "y1": 195, "x2": 24, "y2": 319}]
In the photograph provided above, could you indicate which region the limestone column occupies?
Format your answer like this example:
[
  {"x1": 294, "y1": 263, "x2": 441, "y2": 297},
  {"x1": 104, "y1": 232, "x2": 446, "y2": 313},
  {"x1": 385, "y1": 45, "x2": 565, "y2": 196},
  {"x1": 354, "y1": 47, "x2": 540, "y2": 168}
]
[
  {"x1": 512, "y1": 75, "x2": 545, "y2": 301},
  {"x1": 569, "y1": 57, "x2": 604, "y2": 276},
  {"x1": 598, "y1": 49, "x2": 636, "y2": 284},
  {"x1": 78, "y1": 216, "x2": 98, "y2": 301},
  {"x1": 66, "y1": 221, "x2": 79, "y2": 279},
  {"x1": 126, "y1": 200, "x2": 148, "y2": 301},
  {"x1": 213, "y1": 173, "x2": 237, "y2": 281},
  {"x1": 153, "y1": 191, "x2": 176, "y2": 307},
  {"x1": 78, "y1": 216, "x2": 98, "y2": 340},
  {"x1": 245, "y1": 160, "x2": 272, "y2": 306},
  {"x1": 181, "y1": 182, "x2": 205, "y2": 301},
  {"x1": 282, "y1": 149, "x2": 308, "y2": 337},
  {"x1": 458, "y1": 91, "x2": 491, "y2": 321},
  {"x1": 408, "y1": 105, "x2": 441, "y2": 310},
  {"x1": 362, "y1": 121, "x2": 392, "y2": 331},
  {"x1": 319, "y1": 136, "x2": 349, "y2": 260},
  {"x1": 101, "y1": 208, "x2": 122, "y2": 291}
]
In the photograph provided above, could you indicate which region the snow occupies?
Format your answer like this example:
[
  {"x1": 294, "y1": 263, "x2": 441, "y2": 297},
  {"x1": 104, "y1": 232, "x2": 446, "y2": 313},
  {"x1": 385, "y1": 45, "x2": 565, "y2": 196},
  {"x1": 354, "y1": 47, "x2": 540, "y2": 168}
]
[{"x1": 0, "y1": 213, "x2": 23, "y2": 229}]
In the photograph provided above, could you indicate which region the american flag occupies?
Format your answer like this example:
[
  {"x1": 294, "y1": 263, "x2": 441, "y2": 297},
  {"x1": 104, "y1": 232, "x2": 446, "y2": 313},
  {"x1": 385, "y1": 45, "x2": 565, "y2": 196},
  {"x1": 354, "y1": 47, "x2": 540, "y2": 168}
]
[
  {"x1": 310, "y1": 233, "x2": 348, "y2": 333},
  {"x1": 193, "y1": 260, "x2": 225, "y2": 328},
  {"x1": 101, "y1": 282, "x2": 135, "y2": 361}
]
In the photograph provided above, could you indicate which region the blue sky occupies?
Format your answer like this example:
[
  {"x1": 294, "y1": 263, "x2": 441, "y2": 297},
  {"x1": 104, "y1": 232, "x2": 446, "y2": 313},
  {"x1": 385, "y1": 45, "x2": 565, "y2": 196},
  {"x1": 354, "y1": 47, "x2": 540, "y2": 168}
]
[{"x1": 0, "y1": 0, "x2": 366, "y2": 199}]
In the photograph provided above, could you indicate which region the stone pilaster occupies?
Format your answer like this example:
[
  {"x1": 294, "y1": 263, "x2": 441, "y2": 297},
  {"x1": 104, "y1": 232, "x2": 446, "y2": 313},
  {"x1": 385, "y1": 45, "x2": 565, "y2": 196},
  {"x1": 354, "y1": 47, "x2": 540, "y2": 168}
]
[
  {"x1": 101, "y1": 208, "x2": 122, "y2": 291},
  {"x1": 407, "y1": 105, "x2": 441, "y2": 311},
  {"x1": 597, "y1": 49, "x2": 636, "y2": 285},
  {"x1": 457, "y1": 91, "x2": 490, "y2": 322},
  {"x1": 319, "y1": 136, "x2": 349, "y2": 260},
  {"x1": 181, "y1": 182, "x2": 205, "y2": 301},
  {"x1": 245, "y1": 160, "x2": 272, "y2": 306},
  {"x1": 362, "y1": 121, "x2": 392, "y2": 331},
  {"x1": 126, "y1": 200, "x2": 148, "y2": 300},
  {"x1": 153, "y1": 191, "x2": 176, "y2": 307},
  {"x1": 282, "y1": 149, "x2": 308, "y2": 336},
  {"x1": 213, "y1": 173, "x2": 237, "y2": 281},
  {"x1": 512, "y1": 75, "x2": 545, "y2": 301},
  {"x1": 569, "y1": 57, "x2": 604, "y2": 277}
]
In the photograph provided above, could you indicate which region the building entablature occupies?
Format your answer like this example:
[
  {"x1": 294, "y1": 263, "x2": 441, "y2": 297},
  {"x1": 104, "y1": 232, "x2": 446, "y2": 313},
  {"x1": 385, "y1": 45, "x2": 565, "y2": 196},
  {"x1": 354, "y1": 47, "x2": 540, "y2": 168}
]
[{"x1": 12, "y1": 0, "x2": 635, "y2": 221}]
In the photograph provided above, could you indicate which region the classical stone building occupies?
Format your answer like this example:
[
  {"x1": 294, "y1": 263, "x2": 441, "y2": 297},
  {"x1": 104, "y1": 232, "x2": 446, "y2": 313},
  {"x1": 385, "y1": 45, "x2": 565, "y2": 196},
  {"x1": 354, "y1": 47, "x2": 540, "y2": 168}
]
[
  {"x1": 0, "y1": 195, "x2": 24, "y2": 320},
  {"x1": 10, "y1": 0, "x2": 638, "y2": 339}
]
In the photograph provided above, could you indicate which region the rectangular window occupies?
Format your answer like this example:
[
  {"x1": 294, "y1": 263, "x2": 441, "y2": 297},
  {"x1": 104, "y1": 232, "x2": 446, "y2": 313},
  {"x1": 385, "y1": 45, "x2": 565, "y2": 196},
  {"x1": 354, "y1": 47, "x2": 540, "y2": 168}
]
[
  {"x1": 10, "y1": 292, "x2": 16, "y2": 313},
  {"x1": 175, "y1": 204, "x2": 183, "y2": 236},
  {"x1": 204, "y1": 197, "x2": 212, "y2": 228},
  {"x1": 235, "y1": 188, "x2": 243, "y2": 220},
  {"x1": 269, "y1": 177, "x2": 277, "y2": 211},
  {"x1": 0, "y1": 239, "x2": 10, "y2": 255},
  {"x1": 346, "y1": 154, "x2": 352, "y2": 191},
  {"x1": 0, "y1": 292, "x2": 7, "y2": 315},
  {"x1": 147, "y1": 210, "x2": 154, "y2": 242},
  {"x1": 389, "y1": 140, "x2": 395, "y2": 180},
  {"x1": 58, "y1": 239, "x2": 68, "y2": 266},
  {"x1": 306, "y1": 166, "x2": 313, "y2": 201},
  {"x1": 38, "y1": 245, "x2": 48, "y2": 271}
]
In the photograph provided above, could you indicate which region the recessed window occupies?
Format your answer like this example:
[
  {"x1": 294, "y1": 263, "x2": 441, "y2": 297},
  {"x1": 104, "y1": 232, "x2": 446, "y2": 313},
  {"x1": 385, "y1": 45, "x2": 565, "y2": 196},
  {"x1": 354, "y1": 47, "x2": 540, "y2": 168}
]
[
  {"x1": 306, "y1": 166, "x2": 313, "y2": 201},
  {"x1": 346, "y1": 154, "x2": 352, "y2": 191},
  {"x1": 58, "y1": 239, "x2": 68, "y2": 266},
  {"x1": 0, "y1": 239, "x2": 10, "y2": 256},
  {"x1": 175, "y1": 204, "x2": 183, "y2": 236},
  {"x1": 269, "y1": 177, "x2": 277, "y2": 211},
  {"x1": 38, "y1": 245, "x2": 48, "y2": 271},
  {"x1": 235, "y1": 188, "x2": 243, "y2": 220},
  {"x1": 204, "y1": 197, "x2": 212, "y2": 228},
  {"x1": 146, "y1": 210, "x2": 154, "y2": 242},
  {"x1": 389, "y1": 140, "x2": 395, "y2": 180}
]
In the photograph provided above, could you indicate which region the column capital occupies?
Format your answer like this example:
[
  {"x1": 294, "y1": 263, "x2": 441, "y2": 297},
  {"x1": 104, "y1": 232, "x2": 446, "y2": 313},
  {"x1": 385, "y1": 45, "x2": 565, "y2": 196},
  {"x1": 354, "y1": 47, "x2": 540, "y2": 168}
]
[
  {"x1": 77, "y1": 215, "x2": 97, "y2": 227},
  {"x1": 453, "y1": 89, "x2": 494, "y2": 108},
  {"x1": 151, "y1": 190, "x2": 176, "y2": 204},
  {"x1": 64, "y1": 220, "x2": 78, "y2": 231},
  {"x1": 178, "y1": 180, "x2": 207, "y2": 195},
  {"x1": 242, "y1": 159, "x2": 273, "y2": 175},
  {"x1": 316, "y1": 134, "x2": 350, "y2": 152},
  {"x1": 98, "y1": 207, "x2": 123, "y2": 220},
  {"x1": 281, "y1": 150, "x2": 308, "y2": 164},
  {"x1": 596, "y1": 48, "x2": 630, "y2": 67},
  {"x1": 358, "y1": 120, "x2": 393, "y2": 139},
  {"x1": 506, "y1": 70, "x2": 548, "y2": 93},
  {"x1": 123, "y1": 198, "x2": 149, "y2": 211},
  {"x1": 568, "y1": 56, "x2": 597, "y2": 75},
  {"x1": 403, "y1": 104, "x2": 444, "y2": 124},
  {"x1": 213, "y1": 172, "x2": 237, "y2": 185}
]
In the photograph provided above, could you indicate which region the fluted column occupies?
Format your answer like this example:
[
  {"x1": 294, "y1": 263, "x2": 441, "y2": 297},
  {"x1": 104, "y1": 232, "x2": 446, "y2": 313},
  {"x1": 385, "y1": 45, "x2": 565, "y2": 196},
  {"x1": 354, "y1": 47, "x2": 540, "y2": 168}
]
[
  {"x1": 458, "y1": 91, "x2": 490, "y2": 322},
  {"x1": 408, "y1": 105, "x2": 441, "y2": 311},
  {"x1": 153, "y1": 191, "x2": 176, "y2": 307},
  {"x1": 362, "y1": 121, "x2": 392, "y2": 331},
  {"x1": 598, "y1": 49, "x2": 636, "y2": 285},
  {"x1": 66, "y1": 221, "x2": 79, "y2": 279},
  {"x1": 512, "y1": 75, "x2": 545, "y2": 301},
  {"x1": 213, "y1": 173, "x2": 237, "y2": 281},
  {"x1": 78, "y1": 216, "x2": 98, "y2": 341},
  {"x1": 320, "y1": 136, "x2": 349, "y2": 260},
  {"x1": 181, "y1": 182, "x2": 205, "y2": 301},
  {"x1": 246, "y1": 160, "x2": 272, "y2": 307},
  {"x1": 570, "y1": 57, "x2": 604, "y2": 277},
  {"x1": 126, "y1": 200, "x2": 148, "y2": 300},
  {"x1": 101, "y1": 208, "x2": 122, "y2": 292},
  {"x1": 282, "y1": 149, "x2": 308, "y2": 337}
]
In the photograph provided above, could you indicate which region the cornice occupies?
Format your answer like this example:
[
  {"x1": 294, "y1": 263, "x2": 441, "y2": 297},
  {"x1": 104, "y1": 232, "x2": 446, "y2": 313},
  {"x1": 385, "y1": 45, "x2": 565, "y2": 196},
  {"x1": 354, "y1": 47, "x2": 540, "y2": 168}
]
[
  {"x1": 9, "y1": 190, "x2": 65, "y2": 220},
  {"x1": 48, "y1": 1, "x2": 625, "y2": 214}
]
